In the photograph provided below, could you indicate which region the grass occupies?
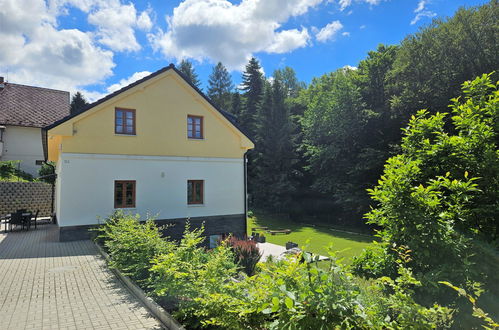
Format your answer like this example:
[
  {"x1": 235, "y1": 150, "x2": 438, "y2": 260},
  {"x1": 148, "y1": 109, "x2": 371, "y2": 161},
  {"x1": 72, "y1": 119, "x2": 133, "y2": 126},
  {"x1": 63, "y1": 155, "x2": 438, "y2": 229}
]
[{"x1": 247, "y1": 212, "x2": 375, "y2": 262}]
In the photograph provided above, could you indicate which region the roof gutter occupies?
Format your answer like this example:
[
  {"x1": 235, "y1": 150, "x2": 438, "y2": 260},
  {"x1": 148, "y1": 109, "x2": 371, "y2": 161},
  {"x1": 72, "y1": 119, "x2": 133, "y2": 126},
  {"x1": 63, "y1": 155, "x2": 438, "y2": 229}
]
[{"x1": 243, "y1": 150, "x2": 249, "y2": 237}]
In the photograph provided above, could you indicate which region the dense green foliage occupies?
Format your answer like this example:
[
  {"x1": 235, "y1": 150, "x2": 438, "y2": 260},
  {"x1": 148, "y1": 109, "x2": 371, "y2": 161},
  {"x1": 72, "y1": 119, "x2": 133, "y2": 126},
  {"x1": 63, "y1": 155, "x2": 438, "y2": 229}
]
[
  {"x1": 38, "y1": 161, "x2": 56, "y2": 184},
  {"x1": 98, "y1": 213, "x2": 454, "y2": 329},
  {"x1": 301, "y1": 67, "x2": 370, "y2": 217},
  {"x1": 353, "y1": 74, "x2": 498, "y2": 307},
  {"x1": 0, "y1": 160, "x2": 34, "y2": 181},
  {"x1": 70, "y1": 91, "x2": 89, "y2": 115},
  {"x1": 253, "y1": 79, "x2": 297, "y2": 210},
  {"x1": 297, "y1": 2, "x2": 497, "y2": 222},
  {"x1": 96, "y1": 211, "x2": 173, "y2": 285}
]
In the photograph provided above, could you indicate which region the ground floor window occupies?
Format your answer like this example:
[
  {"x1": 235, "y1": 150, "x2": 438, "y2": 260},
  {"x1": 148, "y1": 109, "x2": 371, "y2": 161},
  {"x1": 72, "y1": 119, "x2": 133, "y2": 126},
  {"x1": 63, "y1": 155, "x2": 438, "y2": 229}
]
[
  {"x1": 188, "y1": 180, "x2": 204, "y2": 204},
  {"x1": 115, "y1": 180, "x2": 136, "y2": 208}
]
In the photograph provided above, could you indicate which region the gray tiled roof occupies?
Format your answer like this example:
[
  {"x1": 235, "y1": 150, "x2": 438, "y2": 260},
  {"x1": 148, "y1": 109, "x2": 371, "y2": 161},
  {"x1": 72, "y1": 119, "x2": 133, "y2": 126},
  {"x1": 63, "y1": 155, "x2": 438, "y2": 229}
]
[{"x1": 0, "y1": 82, "x2": 70, "y2": 128}]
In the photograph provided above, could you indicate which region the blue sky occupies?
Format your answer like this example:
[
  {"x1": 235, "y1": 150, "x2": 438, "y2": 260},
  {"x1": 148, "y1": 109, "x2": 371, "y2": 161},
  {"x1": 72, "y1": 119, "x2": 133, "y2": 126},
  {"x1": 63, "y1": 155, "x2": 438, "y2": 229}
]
[{"x1": 0, "y1": 0, "x2": 487, "y2": 101}]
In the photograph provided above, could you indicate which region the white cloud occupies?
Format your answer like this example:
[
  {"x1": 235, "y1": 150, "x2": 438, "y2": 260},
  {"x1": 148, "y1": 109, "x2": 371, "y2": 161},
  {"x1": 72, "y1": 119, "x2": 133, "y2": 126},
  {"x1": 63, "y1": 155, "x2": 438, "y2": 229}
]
[
  {"x1": 267, "y1": 28, "x2": 310, "y2": 53},
  {"x1": 411, "y1": 0, "x2": 436, "y2": 25},
  {"x1": 337, "y1": 0, "x2": 383, "y2": 11},
  {"x1": 0, "y1": 0, "x2": 158, "y2": 97},
  {"x1": 149, "y1": 0, "x2": 323, "y2": 69},
  {"x1": 87, "y1": 3, "x2": 141, "y2": 52},
  {"x1": 343, "y1": 65, "x2": 358, "y2": 70},
  {"x1": 338, "y1": 0, "x2": 352, "y2": 10},
  {"x1": 315, "y1": 20, "x2": 343, "y2": 42},
  {"x1": 137, "y1": 11, "x2": 153, "y2": 31},
  {"x1": 342, "y1": 31, "x2": 350, "y2": 36},
  {"x1": 0, "y1": 0, "x2": 114, "y2": 92},
  {"x1": 107, "y1": 71, "x2": 152, "y2": 93},
  {"x1": 414, "y1": 0, "x2": 426, "y2": 13},
  {"x1": 63, "y1": 0, "x2": 153, "y2": 52}
]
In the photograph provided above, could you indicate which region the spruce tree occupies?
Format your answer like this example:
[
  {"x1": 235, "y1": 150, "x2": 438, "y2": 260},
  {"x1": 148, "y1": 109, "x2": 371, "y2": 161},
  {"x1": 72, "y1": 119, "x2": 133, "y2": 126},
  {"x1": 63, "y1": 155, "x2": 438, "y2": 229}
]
[
  {"x1": 70, "y1": 91, "x2": 89, "y2": 115},
  {"x1": 231, "y1": 92, "x2": 242, "y2": 117},
  {"x1": 239, "y1": 57, "x2": 264, "y2": 137},
  {"x1": 178, "y1": 59, "x2": 202, "y2": 89},
  {"x1": 207, "y1": 62, "x2": 234, "y2": 111},
  {"x1": 239, "y1": 58, "x2": 264, "y2": 205},
  {"x1": 254, "y1": 78, "x2": 296, "y2": 210}
]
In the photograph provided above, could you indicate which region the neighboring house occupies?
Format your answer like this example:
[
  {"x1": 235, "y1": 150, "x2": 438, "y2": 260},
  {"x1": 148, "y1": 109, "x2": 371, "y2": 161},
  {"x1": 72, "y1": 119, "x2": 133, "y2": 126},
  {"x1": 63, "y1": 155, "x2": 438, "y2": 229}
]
[
  {"x1": 0, "y1": 77, "x2": 70, "y2": 176},
  {"x1": 44, "y1": 65, "x2": 254, "y2": 242}
]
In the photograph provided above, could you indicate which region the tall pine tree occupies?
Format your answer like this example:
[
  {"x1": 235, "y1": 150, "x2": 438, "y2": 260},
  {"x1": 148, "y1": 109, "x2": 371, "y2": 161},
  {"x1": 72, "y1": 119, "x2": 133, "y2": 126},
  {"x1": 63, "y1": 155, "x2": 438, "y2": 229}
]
[
  {"x1": 70, "y1": 91, "x2": 89, "y2": 115},
  {"x1": 178, "y1": 59, "x2": 202, "y2": 89},
  {"x1": 239, "y1": 57, "x2": 264, "y2": 137},
  {"x1": 207, "y1": 62, "x2": 234, "y2": 111},
  {"x1": 239, "y1": 58, "x2": 264, "y2": 204},
  {"x1": 253, "y1": 78, "x2": 296, "y2": 211},
  {"x1": 231, "y1": 92, "x2": 243, "y2": 117}
]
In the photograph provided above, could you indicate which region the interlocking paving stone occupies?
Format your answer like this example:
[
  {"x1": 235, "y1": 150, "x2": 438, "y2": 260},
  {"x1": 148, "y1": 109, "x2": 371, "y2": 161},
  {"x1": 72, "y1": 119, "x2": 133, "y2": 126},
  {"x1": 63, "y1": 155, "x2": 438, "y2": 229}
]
[{"x1": 0, "y1": 224, "x2": 164, "y2": 330}]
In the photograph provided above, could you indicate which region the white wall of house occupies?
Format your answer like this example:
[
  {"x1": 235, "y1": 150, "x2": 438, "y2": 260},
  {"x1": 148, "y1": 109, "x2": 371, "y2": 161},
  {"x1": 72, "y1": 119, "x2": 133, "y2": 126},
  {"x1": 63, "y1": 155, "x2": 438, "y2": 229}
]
[
  {"x1": 56, "y1": 153, "x2": 245, "y2": 227},
  {"x1": 0, "y1": 126, "x2": 44, "y2": 176}
]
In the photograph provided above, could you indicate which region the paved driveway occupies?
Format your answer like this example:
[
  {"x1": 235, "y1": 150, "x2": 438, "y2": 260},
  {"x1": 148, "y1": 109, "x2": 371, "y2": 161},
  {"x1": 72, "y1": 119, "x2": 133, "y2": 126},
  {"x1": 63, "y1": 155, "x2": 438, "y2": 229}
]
[{"x1": 0, "y1": 224, "x2": 164, "y2": 330}]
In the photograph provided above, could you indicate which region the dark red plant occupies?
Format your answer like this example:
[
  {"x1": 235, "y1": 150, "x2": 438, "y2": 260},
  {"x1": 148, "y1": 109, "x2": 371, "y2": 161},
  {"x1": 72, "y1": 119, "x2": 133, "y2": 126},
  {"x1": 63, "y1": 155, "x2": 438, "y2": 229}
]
[{"x1": 227, "y1": 236, "x2": 262, "y2": 276}]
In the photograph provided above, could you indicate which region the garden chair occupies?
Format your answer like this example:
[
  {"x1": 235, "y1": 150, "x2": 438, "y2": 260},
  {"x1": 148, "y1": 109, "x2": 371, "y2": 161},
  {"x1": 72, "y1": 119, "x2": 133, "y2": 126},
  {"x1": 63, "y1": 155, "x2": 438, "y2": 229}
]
[
  {"x1": 8, "y1": 212, "x2": 25, "y2": 231},
  {"x1": 30, "y1": 210, "x2": 39, "y2": 229}
]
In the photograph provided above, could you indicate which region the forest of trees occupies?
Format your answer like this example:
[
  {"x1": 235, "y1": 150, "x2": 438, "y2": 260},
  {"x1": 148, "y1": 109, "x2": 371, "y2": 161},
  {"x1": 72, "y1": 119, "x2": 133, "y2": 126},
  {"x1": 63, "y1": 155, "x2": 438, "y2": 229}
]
[
  {"x1": 174, "y1": 2, "x2": 499, "y2": 234},
  {"x1": 72, "y1": 2, "x2": 496, "y2": 235}
]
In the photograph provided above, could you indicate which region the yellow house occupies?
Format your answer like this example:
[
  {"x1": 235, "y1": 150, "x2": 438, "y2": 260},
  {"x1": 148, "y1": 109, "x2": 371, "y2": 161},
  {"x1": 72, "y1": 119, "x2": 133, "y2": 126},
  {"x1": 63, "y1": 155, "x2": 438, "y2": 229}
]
[{"x1": 44, "y1": 65, "x2": 254, "y2": 241}]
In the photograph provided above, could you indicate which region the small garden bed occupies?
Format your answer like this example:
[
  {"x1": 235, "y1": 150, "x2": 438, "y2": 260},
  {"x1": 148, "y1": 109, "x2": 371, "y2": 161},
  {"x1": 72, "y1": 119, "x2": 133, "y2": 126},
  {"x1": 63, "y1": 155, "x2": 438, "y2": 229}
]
[{"x1": 95, "y1": 211, "x2": 462, "y2": 329}]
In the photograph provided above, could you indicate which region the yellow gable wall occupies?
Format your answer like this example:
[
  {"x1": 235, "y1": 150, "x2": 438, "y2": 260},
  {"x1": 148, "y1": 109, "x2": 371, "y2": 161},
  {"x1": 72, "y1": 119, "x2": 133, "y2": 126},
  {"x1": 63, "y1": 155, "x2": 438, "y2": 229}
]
[{"x1": 48, "y1": 71, "x2": 253, "y2": 161}]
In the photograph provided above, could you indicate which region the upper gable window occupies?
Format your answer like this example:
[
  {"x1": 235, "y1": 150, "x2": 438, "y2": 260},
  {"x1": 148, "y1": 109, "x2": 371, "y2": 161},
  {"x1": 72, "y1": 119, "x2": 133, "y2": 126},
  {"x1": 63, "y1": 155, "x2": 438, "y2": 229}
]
[
  {"x1": 115, "y1": 108, "x2": 136, "y2": 135},
  {"x1": 187, "y1": 115, "x2": 203, "y2": 139}
]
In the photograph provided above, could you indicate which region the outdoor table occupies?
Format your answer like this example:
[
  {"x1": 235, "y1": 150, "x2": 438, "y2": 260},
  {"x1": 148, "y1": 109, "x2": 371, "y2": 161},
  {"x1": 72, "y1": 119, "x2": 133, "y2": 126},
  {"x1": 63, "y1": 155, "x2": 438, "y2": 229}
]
[{"x1": 2, "y1": 212, "x2": 33, "y2": 232}]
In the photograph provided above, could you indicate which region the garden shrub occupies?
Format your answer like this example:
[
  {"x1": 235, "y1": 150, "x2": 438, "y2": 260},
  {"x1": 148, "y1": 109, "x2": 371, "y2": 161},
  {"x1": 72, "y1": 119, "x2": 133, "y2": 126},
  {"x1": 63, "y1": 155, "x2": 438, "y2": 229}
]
[
  {"x1": 351, "y1": 241, "x2": 396, "y2": 279},
  {"x1": 191, "y1": 248, "x2": 452, "y2": 329},
  {"x1": 99, "y1": 214, "x2": 453, "y2": 329},
  {"x1": 149, "y1": 224, "x2": 238, "y2": 327},
  {"x1": 96, "y1": 211, "x2": 173, "y2": 285},
  {"x1": 227, "y1": 236, "x2": 262, "y2": 276},
  {"x1": 38, "y1": 161, "x2": 56, "y2": 184},
  {"x1": 0, "y1": 160, "x2": 34, "y2": 181},
  {"x1": 354, "y1": 73, "x2": 498, "y2": 302}
]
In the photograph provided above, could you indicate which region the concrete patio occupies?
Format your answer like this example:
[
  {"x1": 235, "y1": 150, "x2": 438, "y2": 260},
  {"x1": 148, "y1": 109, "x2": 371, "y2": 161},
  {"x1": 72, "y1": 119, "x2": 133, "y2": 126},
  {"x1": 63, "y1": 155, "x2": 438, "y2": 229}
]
[
  {"x1": 257, "y1": 242, "x2": 329, "y2": 262},
  {"x1": 0, "y1": 223, "x2": 164, "y2": 330}
]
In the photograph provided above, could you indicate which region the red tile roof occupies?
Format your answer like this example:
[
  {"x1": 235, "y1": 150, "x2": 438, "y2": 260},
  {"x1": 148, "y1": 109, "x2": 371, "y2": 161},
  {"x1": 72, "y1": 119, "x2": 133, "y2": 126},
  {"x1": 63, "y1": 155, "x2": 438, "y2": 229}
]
[{"x1": 0, "y1": 82, "x2": 70, "y2": 128}]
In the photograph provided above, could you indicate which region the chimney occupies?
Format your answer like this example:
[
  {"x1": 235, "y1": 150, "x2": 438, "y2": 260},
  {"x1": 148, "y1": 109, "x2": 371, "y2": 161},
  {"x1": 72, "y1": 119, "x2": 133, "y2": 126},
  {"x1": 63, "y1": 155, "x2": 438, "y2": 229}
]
[{"x1": 0, "y1": 77, "x2": 4, "y2": 90}]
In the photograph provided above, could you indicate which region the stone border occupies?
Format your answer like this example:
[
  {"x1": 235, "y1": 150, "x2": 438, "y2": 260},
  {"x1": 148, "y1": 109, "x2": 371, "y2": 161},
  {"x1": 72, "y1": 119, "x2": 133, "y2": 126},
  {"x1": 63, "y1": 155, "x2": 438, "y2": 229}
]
[{"x1": 94, "y1": 242, "x2": 185, "y2": 330}]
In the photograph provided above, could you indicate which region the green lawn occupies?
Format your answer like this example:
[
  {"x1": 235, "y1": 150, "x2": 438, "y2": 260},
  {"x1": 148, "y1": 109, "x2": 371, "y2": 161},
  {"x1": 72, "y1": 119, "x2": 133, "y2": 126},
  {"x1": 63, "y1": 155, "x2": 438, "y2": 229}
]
[{"x1": 247, "y1": 212, "x2": 375, "y2": 262}]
